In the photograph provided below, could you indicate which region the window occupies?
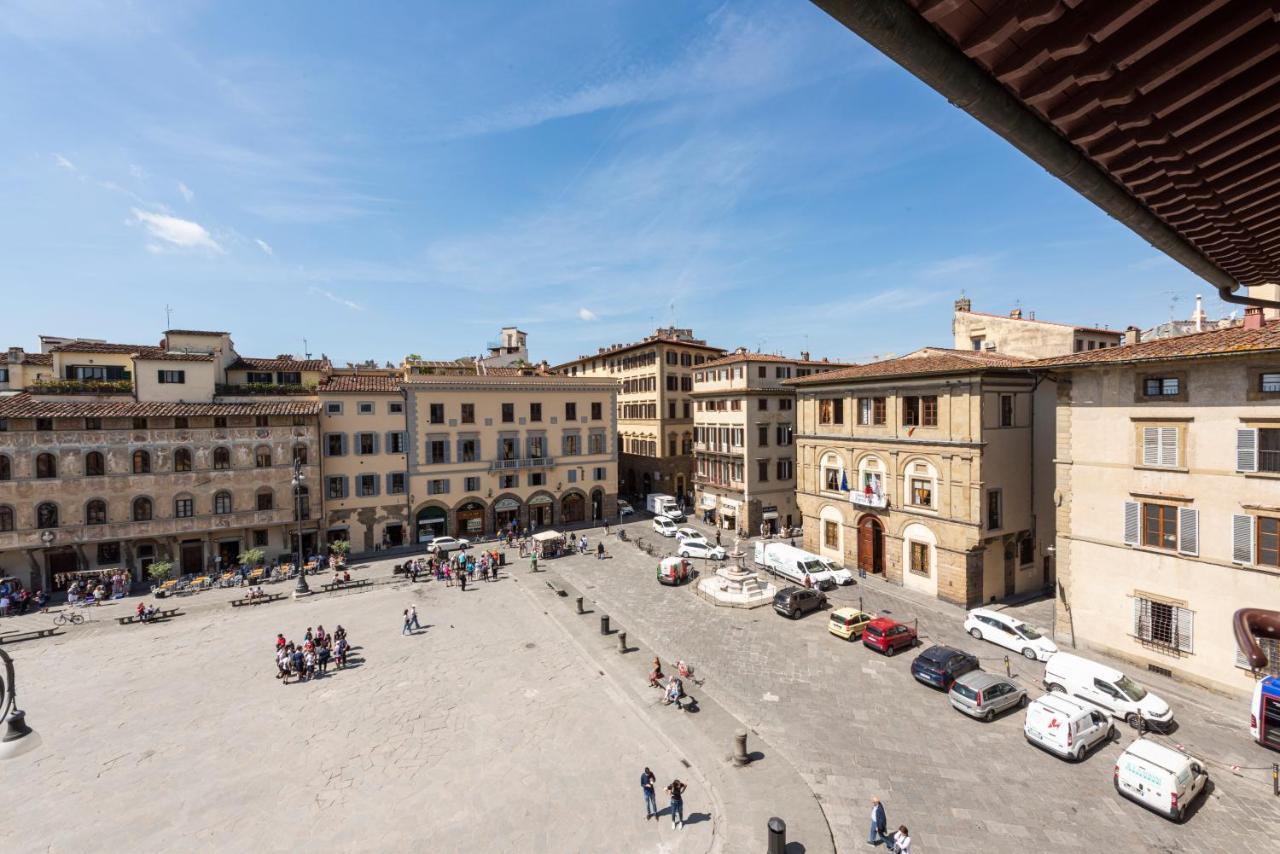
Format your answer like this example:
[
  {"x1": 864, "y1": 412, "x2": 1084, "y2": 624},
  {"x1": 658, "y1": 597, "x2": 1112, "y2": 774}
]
[
  {"x1": 248, "y1": 372, "x2": 273, "y2": 384},
  {"x1": 823, "y1": 520, "x2": 838, "y2": 548},
  {"x1": 132, "y1": 449, "x2": 150, "y2": 474},
  {"x1": 36, "y1": 417, "x2": 53, "y2": 432},
  {"x1": 388, "y1": 432, "x2": 406, "y2": 453},
  {"x1": 173, "y1": 416, "x2": 188, "y2": 428},
  {"x1": 132, "y1": 497, "x2": 153, "y2": 522},
  {"x1": 357, "y1": 433, "x2": 376, "y2": 455},
  {"x1": 97, "y1": 542, "x2": 121, "y2": 565},
  {"x1": 326, "y1": 402, "x2": 343, "y2": 415},
  {"x1": 461, "y1": 403, "x2": 475, "y2": 424},
  {"x1": 591, "y1": 402, "x2": 602, "y2": 420},
  {"x1": 85, "y1": 452, "x2": 105, "y2": 476},
  {"x1": 971, "y1": 337, "x2": 984, "y2": 351},
  {"x1": 213, "y1": 491, "x2": 232, "y2": 515},
  {"x1": 588, "y1": 433, "x2": 605, "y2": 455},
  {"x1": 463, "y1": 476, "x2": 480, "y2": 492},
  {"x1": 326, "y1": 435, "x2": 345, "y2": 457},
  {"x1": 1140, "y1": 426, "x2": 1180, "y2": 468},
  {"x1": 293, "y1": 445, "x2": 308, "y2": 466},
  {"x1": 86, "y1": 500, "x2": 107, "y2": 525},
  {"x1": 528, "y1": 436, "x2": 546, "y2": 459},
  {"x1": 821, "y1": 453, "x2": 844, "y2": 492},
  {"x1": 757, "y1": 398, "x2": 768, "y2": 411},
  {"x1": 257, "y1": 490, "x2": 274, "y2": 511},
  {"x1": 986, "y1": 489, "x2": 1001, "y2": 530},
  {"x1": 1133, "y1": 597, "x2": 1192, "y2": 653},
  {"x1": 564, "y1": 434, "x2": 580, "y2": 455},
  {"x1": 776, "y1": 459, "x2": 793, "y2": 480},
  {"x1": 252, "y1": 529, "x2": 269, "y2": 547},
  {"x1": 157, "y1": 370, "x2": 185, "y2": 384},
  {"x1": 500, "y1": 474, "x2": 518, "y2": 489},
  {"x1": 357, "y1": 474, "x2": 377, "y2": 496},
  {"x1": 1000, "y1": 394, "x2": 1014, "y2": 428},
  {"x1": 529, "y1": 472, "x2": 545, "y2": 486},
  {"x1": 1260, "y1": 517, "x2": 1280, "y2": 567},
  {"x1": 457, "y1": 438, "x2": 477, "y2": 462},
  {"x1": 1142, "y1": 503, "x2": 1178, "y2": 550},
  {"x1": 565, "y1": 402, "x2": 577, "y2": 421},
  {"x1": 1144, "y1": 377, "x2": 1180, "y2": 397},
  {"x1": 133, "y1": 417, "x2": 147, "y2": 430},
  {"x1": 910, "y1": 542, "x2": 930, "y2": 577},
  {"x1": 388, "y1": 473, "x2": 407, "y2": 495},
  {"x1": 0, "y1": 506, "x2": 12, "y2": 532},
  {"x1": 36, "y1": 453, "x2": 56, "y2": 479},
  {"x1": 903, "y1": 395, "x2": 938, "y2": 427},
  {"x1": 757, "y1": 459, "x2": 769, "y2": 482},
  {"x1": 276, "y1": 371, "x2": 301, "y2": 385},
  {"x1": 1018, "y1": 535, "x2": 1034, "y2": 566},
  {"x1": 594, "y1": 467, "x2": 606, "y2": 481},
  {"x1": 326, "y1": 477, "x2": 345, "y2": 500},
  {"x1": 819, "y1": 398, "x2": 843, "y2": 425},
  {"x1": 427, "y1": 479, "x2": 450, "y2": 495},
  {"x1": 427, "y1": 439, "x2": 448, "y2": 464},
  {"x1": 175, "y1": 497, "x2": 194, "y2": 518},
  {"x1": 1262, "y1": 373, "x2": 1280, "y2": 393},
  {"x1": 85, "y1": 417, "x2": 101, "y2": 430},
  {"x1": 213, "y1": 447, "x2": 231, "y2": 469},
  {"x1": 501, "y1": 403, "x2": 514, "y2": 423},
  {"x1": 358, "y1": 402, "x2": 374, "y2": 415},
  {"x1": 530, "y1": 403, "x2": 542, "y2": 422},
  {"x1": 903, "y1": 396, "x2": 919, "y2": 426},
  {"x1": 757, "y1": 425, "x2": 769, "y2": 447},
  {"x1": 779, "y1": 398, "x2": 792, "y2": 411},
  {"x1": 429, "y1": 403, "x2": 445, "y2": 424},
  {"x1": 776, "y1": 424, "x2": 793, "y2": 446},
  {"x1": 0, "y1": 456, "x2": 8, "y2": 481},
  {"x1": 214, "y1": 416, "x2": 227, "y2": 428}
]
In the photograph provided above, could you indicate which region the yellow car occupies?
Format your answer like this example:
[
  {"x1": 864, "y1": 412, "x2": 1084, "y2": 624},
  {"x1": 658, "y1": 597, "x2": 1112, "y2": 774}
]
[{"x1": 828, "y1": 608, "x2": 876, "y2": 641}]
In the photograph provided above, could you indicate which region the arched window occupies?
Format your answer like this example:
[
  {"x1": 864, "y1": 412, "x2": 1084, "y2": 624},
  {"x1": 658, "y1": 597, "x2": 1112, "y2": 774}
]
[
  {"x1": 905, "y1": 460, "x2": 938, "y2": 509},
  {"x1": 0, "y1": 506, "x2": 12, "y2": 532},
  {"x1": 132, "y1": 497, "x2": 153, "y2": 522},
  {"x1": 213, "y1": 491, "x2": 232, "y2": 515},
  {"x1": 854, "y1": 455, "x2": 886, "y2": 507},
  {"x1": 36, "y1": 453, "x2": 56, "y2": 479},
  {"x1": 820, "y1": 452, "x2": 845, "y2": 493},
  {"x1": 132, "y1": 449, "x2": 151, "y2": 474},
  {"x1": 292, "y1": 444, "x2": 308, "y2": 466},
  {"x1": 36, "y1": 502, "x2": 58, "y2": 528},
  {"x1": 174, "y1": 448, "x2": 192, "y2": 472},
  {"x1": 254, "y1": 446, "x2": 272, "y2": 468},
  {"x1": 84, "y1": 451, "x2": 105, "y2": 476},
  {"x1": 86, "y1": 499, "x2": 107, "y2": 525},
  {"x1": 213, "y1": 447, "x2": 231, "y2": 470},
  {"x1": 256, "y1": 488, "x2": 274, "y2": 511},
  {"x1": 0, "y1": 455, "x2": 10, "y2": 480}
]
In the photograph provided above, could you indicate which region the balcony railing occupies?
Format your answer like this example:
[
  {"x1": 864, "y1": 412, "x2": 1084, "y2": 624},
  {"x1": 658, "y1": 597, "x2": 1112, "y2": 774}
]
[
  {"x1": 29, "y1": 379, "x2": 133, "y2": 394},
  {"x1": 488, "y1": 456, "x2": 555, "y2": 472},
  {"x1": 850, "y1": 490, "x2": 888, "y2": 509},
  {"x1": 216, "y1": 383, "x2": 317, "y2": 396}
]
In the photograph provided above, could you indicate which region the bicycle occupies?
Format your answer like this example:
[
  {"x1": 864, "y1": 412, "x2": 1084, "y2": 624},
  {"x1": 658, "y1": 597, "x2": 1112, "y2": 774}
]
[{"x1": 54, "y1": 610, "x2": 85, "y2": 626}]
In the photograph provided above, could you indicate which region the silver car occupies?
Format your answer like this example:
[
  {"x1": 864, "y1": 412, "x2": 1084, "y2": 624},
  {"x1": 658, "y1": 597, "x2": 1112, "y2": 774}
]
[{"x1": 949, "y1": 671, "x2": 1027, "y2": 721}]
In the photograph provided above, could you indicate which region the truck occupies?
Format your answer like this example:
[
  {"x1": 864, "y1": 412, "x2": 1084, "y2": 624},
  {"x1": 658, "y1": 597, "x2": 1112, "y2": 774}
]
[
  {"x1": 753, "y1": 542, "x2": 835, "y2": 590},
  {"x1": 645, "y1": 493, "x2": 684, "y2": 521}
]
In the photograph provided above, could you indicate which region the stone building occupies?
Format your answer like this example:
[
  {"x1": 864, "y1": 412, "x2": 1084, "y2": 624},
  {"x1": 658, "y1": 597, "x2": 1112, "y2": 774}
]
[
  {"x1": 952, "y1": 297, "x2": 1124, "y2": 357},
  {"x1": 554, "y1": 328, "x2": 724, "y2": 505},
  {"x1": 692, "y1": 350, "x2": 848, "y2": 536},
  {"x1": 402, "y1": 372, "x2": 619, "y2": 541},
  {"x1": 1032, "y1": 308, "x2": 1280, "y2": 695}
]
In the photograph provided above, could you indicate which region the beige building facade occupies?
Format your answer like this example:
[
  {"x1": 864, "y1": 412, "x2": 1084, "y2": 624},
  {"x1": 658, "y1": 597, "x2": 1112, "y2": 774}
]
[
  {"x1": 555, "y1": 328, "x2": 724, "y2": 505},
  {"x1": 1035, "y1": 311, "x2": 1280, "y2": 695},
  {"x1": 952, "y1": 297, "x2": 1124, "y2": 357}
]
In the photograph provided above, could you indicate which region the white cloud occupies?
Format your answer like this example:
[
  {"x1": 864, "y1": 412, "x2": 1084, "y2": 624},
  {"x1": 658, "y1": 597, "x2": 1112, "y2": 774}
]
[
  {"x1": 917, "y1": 254, "x2": 998, "y2": 279},
  {"x1": 130, "y1": 208, "x2": 224, "y2": 253},
  {"x1": 52, "y1": 153, "x2": 76, "y2": 171},
  {"x1": 309, "y1": 286, "x2": 362, "y2": 311},
  {"x1": 177, "y1": 181, "x2": 193, "y2": 202},
  {"x1": 577, "y1": 307, "x2": 598, "y2": 321},
  {"x1": 254, "y1": 238, "x2": 274, "y2": 257}
]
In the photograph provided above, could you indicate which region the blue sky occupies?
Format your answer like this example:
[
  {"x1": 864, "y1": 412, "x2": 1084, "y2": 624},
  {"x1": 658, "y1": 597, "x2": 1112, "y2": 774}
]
[{"x1": 0, "y1": 0, "x2": 1212, "y2": 367}]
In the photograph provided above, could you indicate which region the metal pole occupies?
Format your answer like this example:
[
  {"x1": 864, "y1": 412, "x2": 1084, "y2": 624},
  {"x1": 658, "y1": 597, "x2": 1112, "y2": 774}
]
[
  {"x1": 766, "y1": 817, "x2": 786, "y2": 854},
  {"x1": 293, "y1": 460, "x2": 310, "y2": 597},
  {"x1": 618, "y1": 631, "x2": 627, "y2": 653}
]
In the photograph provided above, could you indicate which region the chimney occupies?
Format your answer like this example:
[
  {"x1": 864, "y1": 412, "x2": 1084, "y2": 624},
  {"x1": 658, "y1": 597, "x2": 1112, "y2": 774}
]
[
  {"x1": 1249, "y1": 282, "x2": 1280, "y2": 320},
  {"x1": 1191, "y1": 294, "x2": 1206, "y2": 332},
  {"x1": 954, "y1": 296, "x2": 971, "y2": 313},
  {"x1": 1125, "y1": 325, "x2": 1140, "y2": 345},
  {"x1": 1009, "y1": 308, "x2": 1023, "y2": 319},
  {"x1": 799, "y1": 350, "x2": 810, "y2": 361},
  {"x1": 7, "y1": 346, "x2": 21, "y2": 362},
  {"x1": 1244, "y1": 306, "x2": 1265, "y2": 330}
]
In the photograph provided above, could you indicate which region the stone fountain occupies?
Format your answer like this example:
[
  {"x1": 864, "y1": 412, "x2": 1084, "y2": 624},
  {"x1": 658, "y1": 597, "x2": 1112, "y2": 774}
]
[{"x1": 696, "y1": 537, "x2": 776, "y2": 609}]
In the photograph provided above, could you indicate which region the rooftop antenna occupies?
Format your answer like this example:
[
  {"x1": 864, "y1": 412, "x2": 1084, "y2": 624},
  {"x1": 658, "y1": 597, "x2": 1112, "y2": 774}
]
[
  {"x1": 164, "y1": 304, "x2": 173, "y2": 329},
  {"x1": 303, "y1": 338, "x2": 311, "y2": 360}
]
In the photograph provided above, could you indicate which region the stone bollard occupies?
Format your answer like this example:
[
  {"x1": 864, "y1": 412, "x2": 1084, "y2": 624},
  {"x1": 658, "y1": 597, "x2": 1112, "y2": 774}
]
[
  {"x1": 576, "y1": 596, "x2": 584, "y2": 614},
  {"x1": 600, "y1": 614, "x2": 610, "y2": 635},
  {"x1": 766, "y1": 817, "x2": 786, "y2": 854},
  {"x1": 733, "y1": 730, "x2": 749, "y2": 766},
  {"x1": 618, "y1": 631, "x2": 627, "y2": 653}
]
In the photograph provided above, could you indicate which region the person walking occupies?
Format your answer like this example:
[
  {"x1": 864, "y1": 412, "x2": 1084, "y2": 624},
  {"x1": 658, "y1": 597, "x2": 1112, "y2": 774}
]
[
  {"x1": 869, "y1": 797, "x2": 888, "y2": 847},
  {"x1": 402, "y1": 609, "x2": 413, "y2": 635},
  {"x1": 715, "y1": 529, "x2": 721, "y2": 546},
  {"x1": 530, "y1": 553, "x2": 538, "y2": 573},
  {"x1": 641, "y1": 768, "x2": 657, "y2": 820},
  {"x1": 890, "y1": 826, "x2": 911, "y2": 853},
  {"x1": 409, "y1": 604, "x2": 421, "y2": 631},
  {"x1": 666, "y1": 779, "x2": 686, "y2": 829}
]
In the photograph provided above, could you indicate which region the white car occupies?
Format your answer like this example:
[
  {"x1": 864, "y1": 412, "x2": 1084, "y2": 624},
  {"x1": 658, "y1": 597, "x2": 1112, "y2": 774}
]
[
  {"x1": 964, "y1": 608, "x2": 1058, "y2": 661},
  {"x1": 678, "y1": 540, "x2": 726, "y2": 560},
  {"x1": 675, "y1": 527, "x2": 702, "y2": 541},
  {"x1": 653, "y1": 516, "x2": 678, "y2": 537},
  {"x1": 817, "y1": 558, "x2": 855, "y2": 586},
  {"x1": 618, "y1": 500, "x2": 635, "y2": 516},
  {"x1": 426, "y1": 536, "x2": 471, "y2": 555}
]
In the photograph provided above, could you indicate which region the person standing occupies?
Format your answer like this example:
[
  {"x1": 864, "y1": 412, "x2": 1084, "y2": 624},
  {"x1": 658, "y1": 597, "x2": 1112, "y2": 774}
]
[
  {"x1": 891, "y1": 826, "x2": 911, "y2": 853},
  {"x1": 402, "y1": 609, "x2": 412, "y2": 635},
  {"x1": 641, "y1": 768, "x2": 657, "y2": 820},
  {"x1": 869, "y1": 797, "x2": 887, "y2": 847},
  {"x1": 459, "y1": 570, "x2": 467, "y2": 591},
  {"x1": 596, "y1": 542, "x2": 604, "y2": 560},
  {"x1": 530, "y1": 553, "x2": 538, "y2": 573},
  {"x1": 665, "y1": 779, "x2": 686, "y2": 829}
]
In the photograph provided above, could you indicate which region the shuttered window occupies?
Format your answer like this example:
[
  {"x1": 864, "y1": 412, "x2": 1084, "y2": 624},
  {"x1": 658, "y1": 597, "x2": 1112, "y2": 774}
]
[
  {"x1": 1132, "y1": 596, "x2": 1193, "y2": 653},
  {"x1": 1141, "y1": 426, "x2": 1179, "y2": 467},
  {"x1": 1128, "y1": 501, "x2": 1193, "y2": 553},
  {"x1": 1232, "y1": 514, "x2": 1255, "y2": 565},
  {"x1": 1235, "y1": 636, "x2": 1280, "y2": 677},
  {"x1": 1177, "y1": 507, "x2": 1198, "y2": 556}
]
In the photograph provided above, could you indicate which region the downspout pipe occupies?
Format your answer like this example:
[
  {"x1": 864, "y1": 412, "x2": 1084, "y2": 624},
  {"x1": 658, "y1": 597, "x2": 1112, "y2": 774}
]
[{"x1": 809, "y1": 0, "x2": 1280, "y2": 310}]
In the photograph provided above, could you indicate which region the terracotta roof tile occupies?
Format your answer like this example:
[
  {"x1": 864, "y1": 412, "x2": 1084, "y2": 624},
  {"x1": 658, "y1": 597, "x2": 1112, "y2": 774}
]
[
  {"x1": 16, "y1": 352, "x2": 52, "y2": 366},
  {"x1": 699, "y1": 352, "x2": 853, "y2": 369},
  {"x1": 230, "y1": 356, "x2": 330, "y2": 372},
  {"x1": 49, "y1": 340, "x2": 159, "y2": 354},
  {"x1": 134, "y1": 352, "x2": 216, "y2": 362},
  {"x1": 164, "y1": 329, "x2": 228, "y2": 336},
  {"x1": 402, "y1": 374, "x2": 616, "y2": 388},
  {"x1": 787, "y1": 348, "x2": 1027, "y2": 385},
  {"x1": 319, "y1": 375, "x2": 403, "y2": 393},
  {"x1": 1029, "y1": 319, "x2": 1280, "y2": 369},
  {"x1": 0, "y1": 393, "x2": 319, "y2": 418}
]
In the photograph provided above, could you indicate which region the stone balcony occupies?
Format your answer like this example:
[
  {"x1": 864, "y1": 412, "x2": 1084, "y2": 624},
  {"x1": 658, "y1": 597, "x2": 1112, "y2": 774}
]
[{"x1": 487, "y1": 456, "x2": 556, "y2": 472}]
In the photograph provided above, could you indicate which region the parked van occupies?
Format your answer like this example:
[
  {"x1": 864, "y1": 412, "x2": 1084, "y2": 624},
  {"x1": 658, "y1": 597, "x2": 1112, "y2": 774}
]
[
  {"x1": 1114, "y1": 737, "x2": 1208, "y2": 822},
  {"x1": 1023, "y1": 693, "x2": 1114, "y2": 761},
  {"x1": 1043, "y1": 652, "x2": 1174, "y2": 732},
  {"x1": 753, "y1": 542, "x2": 835, "y2": 589},
  {"x1": 645, "y1": 493, "x2": 683, "y2": 521}
]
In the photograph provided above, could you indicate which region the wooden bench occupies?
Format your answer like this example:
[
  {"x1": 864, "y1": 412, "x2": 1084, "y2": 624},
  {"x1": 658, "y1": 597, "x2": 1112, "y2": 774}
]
[
  {"x1": 230, "y1": 593, "x2": 284, "y2": 608},
  {"x1": 320, "y1": 579, "x2": 371, "y2": 594},
  {"x1": 0, "y1": 627, "x2": 57, "y2": 644},
  {"x1": 116, "y1": 608, "x2": 182, "y2": 625}
]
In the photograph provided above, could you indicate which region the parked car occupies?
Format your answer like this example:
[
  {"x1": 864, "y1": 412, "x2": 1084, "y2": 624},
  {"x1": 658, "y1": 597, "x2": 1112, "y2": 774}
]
[
  {"x1": 862, "y1": 618, "x2": 917, "y2": 656},
  {"x1": 828, "y1": 608, "x2": 876, "y2": 641},
  {"x1": 1044, "y1": 652, "x2": 1174, "y2": 731},
  {"x1": 772, "y1": 586, "x2": 827, "y2": 619},
  {"x1": 426, "y1": 536, "x2": 470, "y2": 555},
  {"x1": 1024, "y1": 693, "x2": 1114, "y2": 761},
  {"x1": 949, "y1": 671, "x2": 1027, "y2": 721},
  {"x1": 911, "y1": 645, "x2": 980, "y2": 690},
  {"x1": 964, "y1": 608, "x2": 1058, "y2": 661},
  {"x1": 657, "y1": 556, "x2": 692, "y2": 586},
  {"x1": 652, "y1": 516, "x2": 678, "y2": 537},
  {"x1": 675, "y1": 527, "x2": 703, "y2": 541},
  {"x1": 816, "y1": 557, "x2": 855, "y2": 586},
  {"x1": 677, "y1": 540, "x2": 726, "y2": 560},
  {"x1": 1115, "y1": 738, "x2": 1208, "y2": 822},
  {"x1": 618, "y1": 500, "x2": 635, "y2": 517}
]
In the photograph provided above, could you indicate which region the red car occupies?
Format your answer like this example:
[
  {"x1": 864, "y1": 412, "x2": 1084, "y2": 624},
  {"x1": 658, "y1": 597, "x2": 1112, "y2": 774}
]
[{"x1": 862, "y1": 617, "x2": 918, "y2": 656}]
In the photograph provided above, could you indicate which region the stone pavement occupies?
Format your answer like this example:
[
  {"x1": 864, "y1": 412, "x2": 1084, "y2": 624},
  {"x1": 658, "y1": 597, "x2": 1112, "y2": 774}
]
[
  {"x1": 0, "y1": 561, "x2": 724, "y2": 853},
  {"x1": 553, "y1": 518, "x2": 1280, "y2": 854}
]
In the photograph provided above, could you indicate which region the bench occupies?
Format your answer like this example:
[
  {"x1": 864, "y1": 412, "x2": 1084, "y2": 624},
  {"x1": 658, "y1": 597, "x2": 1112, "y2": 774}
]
[
  {"x1": 230, "y1": 593, "x2": 284, "y2": 608},
  {"x1": 320, "y1": 579, "x2": 371, "y2": 594},
  {"x1": 116, "y1": 608, "x2": 182, "y2": 625},
  {"x1": 0, "y1": 627, "x2": 57, "y2": 644}
]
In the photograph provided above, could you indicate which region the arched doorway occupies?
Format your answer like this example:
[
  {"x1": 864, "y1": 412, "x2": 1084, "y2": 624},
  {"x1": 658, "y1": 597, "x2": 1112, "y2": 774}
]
[
  {"x1": 493, "y1": 497, "x2": 521, "y2": 534},
  {"x1": 528, "y1": 494, "x2": 554, "y2": 529},
  {"x1": 857, "y1": 516, "x2": 884, "y2": 574},
  {"x1": 416, "y1": 505, "x2": 447, "y2": 543},
  {"x1": 561, "y1": 492, "x2": 585, "y2": 524},
  {"x1": 590, "y1": 488, "x2": 604, "y2": 522},
  {"x1": 455, "y1": 501, "x2": 486, "y2": 538}
]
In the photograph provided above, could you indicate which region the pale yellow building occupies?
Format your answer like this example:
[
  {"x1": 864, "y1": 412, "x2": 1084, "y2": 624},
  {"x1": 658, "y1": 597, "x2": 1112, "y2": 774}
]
[
  {"x1": 403, "y1": 373, "x2": 619, "y2": 540},
  {"x1": 1033, "y1": 309, "x2": 1280, "y2": 695},
  {"x1": 692, "y1": 350, "x2": 849, "y2": 535},
  {"x1": 952, "y1": 297, "x2": 1125, "y2": 357},
  {"x1": 554, "y1": 327, "x2": 724, "y2": 505}
]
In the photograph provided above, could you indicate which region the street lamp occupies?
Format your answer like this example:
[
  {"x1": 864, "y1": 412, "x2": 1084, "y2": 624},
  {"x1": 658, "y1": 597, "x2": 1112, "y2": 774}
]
[
  {"x1": 0, "y1": 648, "x2": 41, "y2": 760},
  {"x1": 292, "y1": 459, "x2": 310, "y2": 598}
]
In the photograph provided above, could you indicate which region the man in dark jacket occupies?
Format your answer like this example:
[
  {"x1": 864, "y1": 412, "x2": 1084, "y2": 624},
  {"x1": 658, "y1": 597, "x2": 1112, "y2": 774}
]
[{"x1": 869, "y1": 796, "x2": 887, "y2": 846}]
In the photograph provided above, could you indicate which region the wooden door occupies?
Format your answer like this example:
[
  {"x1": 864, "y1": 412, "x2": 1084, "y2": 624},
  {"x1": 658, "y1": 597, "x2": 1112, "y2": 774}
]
[{"x1": 858, "y1": 517, "x2": 883, "y2": 573}]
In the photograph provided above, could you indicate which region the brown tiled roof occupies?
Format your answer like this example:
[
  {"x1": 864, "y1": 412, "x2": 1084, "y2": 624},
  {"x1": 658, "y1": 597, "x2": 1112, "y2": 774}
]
[
  {"x1": 403, "y1": 374, "x2": 616, "y2": 388},
  {"x1": 0, "y1": 393, "x2": 319, "y2": 418},
  {"x1": 164, "y1": 329, "x2": 228, "y2": 336},
  {"x1": 554, "y1": 335, "x2": 726, "y2": 369},
  {"x1": 1029, "y1": 319, "x2": 1280, "y2": 369},
  {"x1": 787, "y1": 348, "x2": 1028, "y2": 385},
  {"x1": 699, "y1": 351, "x2": 852, "y2": 369},
  {"x1": 134, "y1": 352, "x2": 216, "y2": 362},
  {"x1": 49, "y1": 340, "x2": 159, "y2": 354},
  {"x1": 962, "y1": 311, "x2": 1122, "y2": 338},
  {"x1": 16, "y1": 352, "x2": 52, "y2": 366},
  {"x1": 319, "y1": 375, "x2": 403, "y2": 394},
  {"x1": 230, "y1": 356, "x2": 329, "y2": 372}
]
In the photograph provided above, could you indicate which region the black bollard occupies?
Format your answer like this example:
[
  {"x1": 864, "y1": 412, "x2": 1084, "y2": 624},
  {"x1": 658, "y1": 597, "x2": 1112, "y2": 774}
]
[
  {"x1": 576, "y1": 596, "x2": 584, "y2": 614},
  {"x1": 766, "y1": 817, "x2": 786, "y2": 854},
  {"x1": 618, "y1": 631, "x2": 627, "y2": 653},
  {"x1": 600, "y1": 614, "x2": 610, "y2": 635}
]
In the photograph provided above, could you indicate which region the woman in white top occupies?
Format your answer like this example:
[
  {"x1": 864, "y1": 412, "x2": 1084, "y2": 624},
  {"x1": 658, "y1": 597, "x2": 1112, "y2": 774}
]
[{"x1": 892, "y1": 826, "x2": 911, "y2": 853}]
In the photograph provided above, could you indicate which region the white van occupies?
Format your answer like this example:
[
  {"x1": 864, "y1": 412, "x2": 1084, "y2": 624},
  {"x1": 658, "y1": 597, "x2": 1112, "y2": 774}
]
[
  {"x1": 1023, "y1": 693, "x2": 1114, "y2": 761},
  {"x1": 753, "y1": 542, "x2": 835, "y2": 589},
  {"x1": 1114, "y1": 737, "x2": 1208, "y2": 822},
  {"x1": 1043, "y1": 652, "x2": 1174, "y2": 732},
  {"x1": 645, "y1": 493, "x2": 684, "y2": 521}
]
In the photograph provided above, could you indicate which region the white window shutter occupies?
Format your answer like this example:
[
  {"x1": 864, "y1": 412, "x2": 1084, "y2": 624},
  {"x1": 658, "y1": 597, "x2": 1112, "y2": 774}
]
[
  {"x1": 1177, "y1": 507, "x2": 1198, "y2": 556},
  {"x1": 1176, "y1": 607, "x2": 1193, "y2": 653},
  {"x1": 1124, "y1": 501, "x2": 1140, "y2": 546},
  {"x1": 1237, "y1": 428, "x2": 1258, "y2": 472},
  {"x1": 1232, "y1": 514, "x2": 1254, "y2": 564},
  {"x1": 1142, "y1": 427, "x2": 1159, "y2": 466},
  {"x1": 1133, "y1": 597, "x2": 1152, "y2": 641},
  {"x1": 1160, "y1": 427, "x2": 1179, "y2": 467}
]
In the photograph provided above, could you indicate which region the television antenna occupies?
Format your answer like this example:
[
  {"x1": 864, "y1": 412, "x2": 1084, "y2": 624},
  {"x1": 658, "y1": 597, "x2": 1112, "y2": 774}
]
[{"x1": 164, "y1": 304, "x2": 173, "y2": 329}]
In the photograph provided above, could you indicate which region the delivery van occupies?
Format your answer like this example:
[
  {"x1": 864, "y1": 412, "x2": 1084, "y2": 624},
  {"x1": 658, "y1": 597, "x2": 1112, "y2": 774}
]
[
  {"x1": 753, "y1": 542, "x2": 835, "y2": 589},
  {"x1": 1023, "y1": 693, "x2": 1114, "y2": 761},
  {"x1": 645, "y1": 493, "x2": 683, "y2": 521},
  {"x1": 1114, "y1": 737, "x2": 1208, "y2": 822},
  {"x1": 1043, "y1": 652, "x2": 1174, "y2": 732}
]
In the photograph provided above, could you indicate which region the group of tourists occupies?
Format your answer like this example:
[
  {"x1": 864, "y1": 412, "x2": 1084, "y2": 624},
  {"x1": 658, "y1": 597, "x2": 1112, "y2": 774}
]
[
  {"x1": 64, "y1": 571, "x2": 130, "y2": 604},
  {"x1": 640, "y1": 768, "x2": 689, "y2": 829},
  {"x1": 402, "y1": 549, "x2": 502, "y2": 589},
  {"x1": 0, "y1": 578, "x2": 46, "y2": 617},
  {"x1": 274, "y1": 624, "x2": 351, "y2": 683}
]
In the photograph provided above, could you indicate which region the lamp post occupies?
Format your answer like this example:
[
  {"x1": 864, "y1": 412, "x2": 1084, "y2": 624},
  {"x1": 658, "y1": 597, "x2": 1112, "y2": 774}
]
[
  {"x1": 0, "y1": 648, "x2": 41, "y2": 760},
  {"x1": 292, "y1": 459, "x2": 311, "y2": 598}
]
